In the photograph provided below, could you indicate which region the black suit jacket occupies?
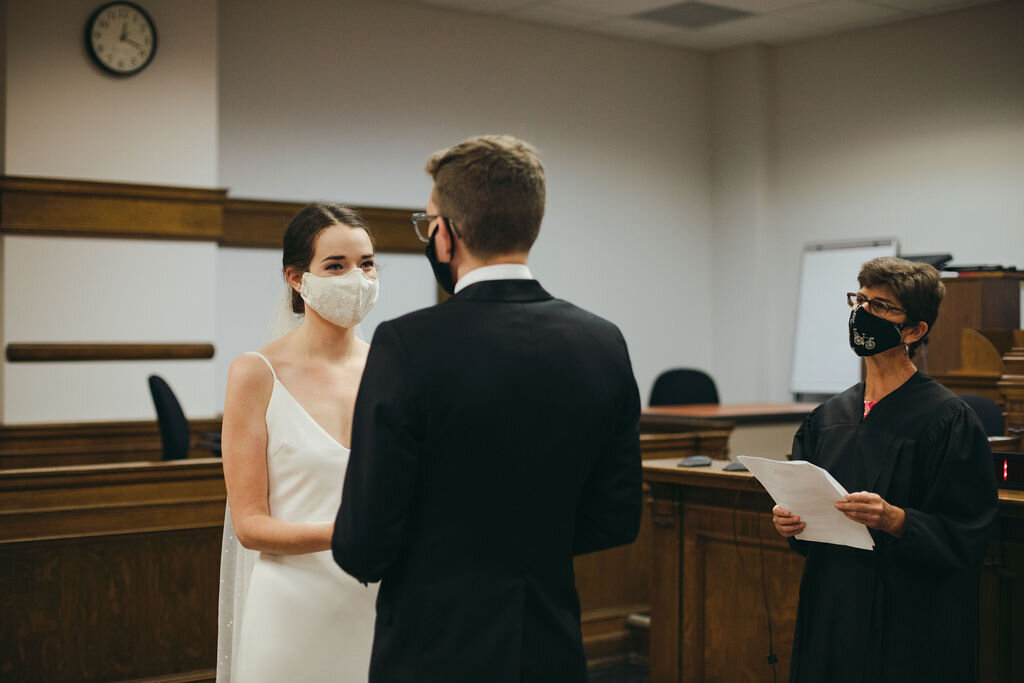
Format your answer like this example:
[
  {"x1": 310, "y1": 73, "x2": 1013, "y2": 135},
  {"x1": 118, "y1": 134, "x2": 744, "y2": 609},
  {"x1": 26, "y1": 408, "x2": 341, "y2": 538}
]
[{"x1": 332, "y1": 279, "x2": 642, "y2": 683}]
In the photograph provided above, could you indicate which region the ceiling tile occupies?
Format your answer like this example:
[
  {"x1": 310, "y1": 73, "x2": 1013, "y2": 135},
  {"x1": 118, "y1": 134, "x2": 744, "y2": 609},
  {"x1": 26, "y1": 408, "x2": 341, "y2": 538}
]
[
  {"x1": 709, "y1": 0, "x2": 829, "y2": 12},
  {"x1": 634, "y1": 1, "x2": 755, "y2": 29},
  {"x1": 864, "y1": 0, "x2": 995, "y2": 12},
  {"x1": 547, "y1": 0, "x2": 681, "y2": 14},
  {"x1": 414, "y1": 0, "x2": 540, "y2": 14},
  {"x1": 506, "y1": 3, "x2": 607, "y2": 26},
  {"x1": 771, "y1": 0, "x2": 910, "y2": 28},
  {"x1": 655, "y1": 28, "x2": 750, "y2": 50},
  {"x1": 702, "y1": 12, "x2": 840, "y2": 43},
  {"x1": 586, "y1": 16, "x2": 682, "y2": 40}
]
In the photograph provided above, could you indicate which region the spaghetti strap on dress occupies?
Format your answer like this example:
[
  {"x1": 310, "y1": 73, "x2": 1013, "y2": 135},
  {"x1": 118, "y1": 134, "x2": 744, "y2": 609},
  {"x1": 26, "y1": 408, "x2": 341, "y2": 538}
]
[{"x1": 217, "y1": 351, "x2": 376, "y2": 682}]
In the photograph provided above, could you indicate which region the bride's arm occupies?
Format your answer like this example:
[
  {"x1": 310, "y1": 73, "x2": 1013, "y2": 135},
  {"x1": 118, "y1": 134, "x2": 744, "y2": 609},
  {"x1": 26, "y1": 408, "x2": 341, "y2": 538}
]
[{"x1": 222, "y1": 354, "x2": 333, "y2": 554}]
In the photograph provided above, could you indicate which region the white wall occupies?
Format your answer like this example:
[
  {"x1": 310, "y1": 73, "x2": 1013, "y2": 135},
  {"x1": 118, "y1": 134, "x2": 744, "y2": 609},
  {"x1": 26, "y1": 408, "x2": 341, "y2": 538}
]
[
  {"x1": 1, "y1": 235, "x2": 217, "y2": 423},
  {"x1": 3, "y1": 0, "x2": 218, "y2": 186},
  {"x1": 711, "y1": 1, "x2": 1024, "y2": 401},
  {"x1": 709, "y1": 46, "x2": 774, "y2": 403},
  {"x1": 217, "y1": 0, "x2": 714, "y2": 405},
  {"x1": 1, "y1": 0, "x2": 219, "y2": 423},
  {"x1": 767, "y1": 0, "x2": 1024, "y2": 400},
  {"x1": 0, "y1": 0, "x2": 7, "y2": 175}
]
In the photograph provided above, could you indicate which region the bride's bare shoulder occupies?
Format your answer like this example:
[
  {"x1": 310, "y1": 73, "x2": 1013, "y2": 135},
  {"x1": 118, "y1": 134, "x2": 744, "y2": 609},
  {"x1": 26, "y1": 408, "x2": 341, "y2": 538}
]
[{"x1": 227, "y1": 352, "x2": 274, "y2": 392}]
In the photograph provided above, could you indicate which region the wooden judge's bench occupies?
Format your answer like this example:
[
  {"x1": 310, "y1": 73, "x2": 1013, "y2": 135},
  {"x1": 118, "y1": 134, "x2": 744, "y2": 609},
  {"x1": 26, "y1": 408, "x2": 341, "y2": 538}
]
[{"x1": 640, "y1": 459, "x2": 1024, "y2": 683}]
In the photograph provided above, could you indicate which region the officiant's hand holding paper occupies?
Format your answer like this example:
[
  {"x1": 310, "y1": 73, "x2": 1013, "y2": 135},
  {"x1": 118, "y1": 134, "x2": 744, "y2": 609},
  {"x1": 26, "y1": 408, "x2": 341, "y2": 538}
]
[
  {"x1": 738, "y1": 456, "x2": 875, "y2": 551},
  {"x1": 835, "y1": 491, "x2": 907, "y2": 538},
  {"x1": 772, "y1": 505, "x2": 806, "y2": 537}
]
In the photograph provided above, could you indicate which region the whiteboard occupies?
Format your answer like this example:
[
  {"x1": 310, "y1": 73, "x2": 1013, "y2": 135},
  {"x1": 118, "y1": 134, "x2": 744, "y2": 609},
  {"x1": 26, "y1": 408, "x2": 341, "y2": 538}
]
[{"x1": 790, "y1": 239, "x2": 898, "y2": 395}]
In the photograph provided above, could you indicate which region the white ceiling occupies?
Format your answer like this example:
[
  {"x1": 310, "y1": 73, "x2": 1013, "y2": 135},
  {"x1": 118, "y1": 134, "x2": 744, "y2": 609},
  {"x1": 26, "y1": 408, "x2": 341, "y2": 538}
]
[{"x1": 398, "y1": 0, "x2": 1001, "y2": 51}]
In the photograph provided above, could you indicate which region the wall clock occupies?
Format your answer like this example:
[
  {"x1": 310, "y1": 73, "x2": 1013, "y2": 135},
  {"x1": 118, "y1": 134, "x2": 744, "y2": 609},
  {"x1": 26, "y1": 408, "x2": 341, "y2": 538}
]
[{"x1": 85, "y1": 2, "x2": 157, "y2": 77}]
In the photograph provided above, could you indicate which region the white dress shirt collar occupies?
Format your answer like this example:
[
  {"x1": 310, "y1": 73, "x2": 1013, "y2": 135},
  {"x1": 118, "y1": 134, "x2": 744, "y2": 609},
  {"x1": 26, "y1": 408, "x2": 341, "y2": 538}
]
[{"x1": 453, "y1": 263, "x2": 533, "y2": 294}]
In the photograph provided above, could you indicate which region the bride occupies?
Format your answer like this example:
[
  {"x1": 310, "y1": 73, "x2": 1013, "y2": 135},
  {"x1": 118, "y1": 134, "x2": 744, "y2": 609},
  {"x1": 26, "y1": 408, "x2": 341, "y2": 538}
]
[{"x1": 217, "y1": 202, "x2": 379, "y2": 682}]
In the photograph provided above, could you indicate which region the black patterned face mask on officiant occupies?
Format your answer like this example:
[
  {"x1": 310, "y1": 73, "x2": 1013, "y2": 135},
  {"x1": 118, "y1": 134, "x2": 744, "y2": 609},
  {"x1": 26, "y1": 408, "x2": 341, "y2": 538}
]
[{"x1": 848, "y1": 305, "x2": 905, "y2": 357}]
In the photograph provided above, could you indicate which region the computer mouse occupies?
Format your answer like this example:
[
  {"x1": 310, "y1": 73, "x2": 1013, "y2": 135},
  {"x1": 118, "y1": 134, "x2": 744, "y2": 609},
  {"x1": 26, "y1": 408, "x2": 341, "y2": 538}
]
[
  {"x1": 723, "y1": 460, "x2": 748, "y2": 472},
  {"x1": 678, "y1": 455, "x2": 712, "y2": 467}
]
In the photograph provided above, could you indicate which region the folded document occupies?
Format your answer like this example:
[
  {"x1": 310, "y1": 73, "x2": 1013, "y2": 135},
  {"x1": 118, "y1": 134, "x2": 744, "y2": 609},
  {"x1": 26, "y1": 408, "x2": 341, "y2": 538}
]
[{"x1": 737, "y1": 456, "x2": 875, "y2": 551}]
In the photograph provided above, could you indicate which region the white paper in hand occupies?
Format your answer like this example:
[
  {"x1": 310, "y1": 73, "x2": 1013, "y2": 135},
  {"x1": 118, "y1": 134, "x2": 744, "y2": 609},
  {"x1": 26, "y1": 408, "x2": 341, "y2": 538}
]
[{"x1": 737, "y1": 456, "x2": 874, "y2": 551}]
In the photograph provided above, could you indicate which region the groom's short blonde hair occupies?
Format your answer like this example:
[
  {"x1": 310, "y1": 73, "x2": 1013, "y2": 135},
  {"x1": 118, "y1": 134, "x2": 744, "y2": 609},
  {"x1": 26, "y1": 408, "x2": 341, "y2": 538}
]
[{"x1": 426, "y1": 134, "x2": 545, "y2": 258}]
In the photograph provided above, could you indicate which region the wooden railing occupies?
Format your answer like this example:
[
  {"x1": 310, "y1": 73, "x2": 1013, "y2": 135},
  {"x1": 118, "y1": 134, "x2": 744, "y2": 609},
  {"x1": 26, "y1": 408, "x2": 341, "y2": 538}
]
[{"x1": 0, "y1": 419, "x2": 222, "y2": 469}]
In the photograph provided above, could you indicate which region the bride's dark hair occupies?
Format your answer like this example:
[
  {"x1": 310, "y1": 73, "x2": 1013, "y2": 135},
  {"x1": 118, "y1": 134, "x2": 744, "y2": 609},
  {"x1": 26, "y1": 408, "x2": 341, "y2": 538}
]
[{"x1": 283, "y1": 202, "x2": 374, "y2": 314}]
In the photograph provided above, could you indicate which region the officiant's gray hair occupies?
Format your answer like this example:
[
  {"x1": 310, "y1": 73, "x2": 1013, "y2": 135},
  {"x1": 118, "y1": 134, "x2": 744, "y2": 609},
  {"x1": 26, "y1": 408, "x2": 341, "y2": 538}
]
[{"x1": 283, "y1": 202, "x2": 374, "y2": 314}]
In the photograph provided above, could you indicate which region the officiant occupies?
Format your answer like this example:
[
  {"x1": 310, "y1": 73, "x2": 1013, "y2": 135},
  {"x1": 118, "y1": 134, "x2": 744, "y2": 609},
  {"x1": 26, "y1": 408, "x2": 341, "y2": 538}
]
[{"x1": 771, "y1": 256, "x2": 998, "y2": 683}]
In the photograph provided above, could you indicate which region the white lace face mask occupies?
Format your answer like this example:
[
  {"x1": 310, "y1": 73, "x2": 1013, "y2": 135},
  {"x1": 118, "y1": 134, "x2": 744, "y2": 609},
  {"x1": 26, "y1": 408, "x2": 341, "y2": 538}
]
[{"x1": 299, "y1": 269, "x2": 379, "y2": 328}]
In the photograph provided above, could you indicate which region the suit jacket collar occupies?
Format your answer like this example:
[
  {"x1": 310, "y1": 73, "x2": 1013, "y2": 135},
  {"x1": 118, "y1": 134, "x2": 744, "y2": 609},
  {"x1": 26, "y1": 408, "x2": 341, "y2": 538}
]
[{"x1": 448, "y1": 279, "x2": 553, "y2": 303}]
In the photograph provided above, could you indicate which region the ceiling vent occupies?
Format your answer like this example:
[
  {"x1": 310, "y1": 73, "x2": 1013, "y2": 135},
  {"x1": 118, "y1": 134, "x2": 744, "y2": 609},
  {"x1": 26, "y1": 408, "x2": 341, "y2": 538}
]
[{"x1": 633, "y1": 1, "x2": 753, "y2": 30}]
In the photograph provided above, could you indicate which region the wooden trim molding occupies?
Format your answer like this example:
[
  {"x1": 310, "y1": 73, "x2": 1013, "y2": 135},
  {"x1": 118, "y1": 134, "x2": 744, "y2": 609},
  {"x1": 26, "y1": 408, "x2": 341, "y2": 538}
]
[
  {"x1": 0, "y1": 418, "x2": 222, "y2": 469},
  {"x1": 223, "y1": 197, "x2": 423, "y2": 252},
  {"x1": 221, "y1": 197, "x2": 300, "y2": 248},
  {"x1": 0, "y1": 176, "x2": 423, "y2": 251},
  {"x1": 0, "y1": 458, "x2": 226, "y2": 543},
  {"x1": 0, "y1": 175, "x2": 226, "y2": 241},
  {"x1": 5, "y1": 342, "x2": 215, "y2": 362}
]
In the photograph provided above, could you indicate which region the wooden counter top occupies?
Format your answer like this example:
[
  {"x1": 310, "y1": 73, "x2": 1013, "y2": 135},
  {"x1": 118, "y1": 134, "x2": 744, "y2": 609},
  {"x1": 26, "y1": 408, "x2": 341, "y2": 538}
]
[
  {"x1": 643, "y1": 402, "x2": 818, "y2": 425},
  {"x1": 641, "y1": 457, "x2": 1024, "y2": 510}
]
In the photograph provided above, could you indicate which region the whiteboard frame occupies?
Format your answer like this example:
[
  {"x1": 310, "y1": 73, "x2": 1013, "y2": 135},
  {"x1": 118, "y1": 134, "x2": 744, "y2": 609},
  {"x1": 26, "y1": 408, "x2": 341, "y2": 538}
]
[{"x1": 790, "y1": 238, "x2": 899, "y2": 397}]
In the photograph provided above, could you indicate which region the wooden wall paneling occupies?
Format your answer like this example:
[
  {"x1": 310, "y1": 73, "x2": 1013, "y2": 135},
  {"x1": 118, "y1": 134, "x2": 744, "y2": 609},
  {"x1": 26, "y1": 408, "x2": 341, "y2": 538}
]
[
  {"x1": 640, "y1": 413, "x2": 735, "y2": 435},
  {"x1": 120, "y1": 669, "x2": 215, "y2": 682},
  {"x1": 645, "y1": 461, "x2": 1024, "y2": 683},
  {"x1": 0, "y1": 459, "x2": 226, "y2": 542},
  {"x1": 639, "y1": 431, "x2": 731, "y2": 460},
  {"x1": 575, "y1": 431, "x2": 732, "y2": 667},
  {"x1": 932, "y1": 372, "x2": 1005, "y2": 406},
  {"x1": 999, "y1": 346, "x2": 1024, "y2": 439},
  {"x1": 927, "y1": 277, "x2": 1024, "y2": 375},
  {"x1": 683, "y1": 502, "x2": 802, "y2": 683},
  {"x1": 5, "y1": 343, "x2": 215, "y2": 362},
  {"x1": 358, "y1": 206, "x2": 426, "y2": 254},
  {"x1": 644, "y1": 468, "x2": 806, "y2": 683},
  {"x1": 0, "y1": 176, "x2": 422, "y2": 251},
  {"x1": 220, "y1": 198, "x2": 302, "y2": 248},
  {"x1": 0, "y1": 460, "x2": 226, "y2": 682},
  {"x1": 648, "y1": 481, "x2": 683, "y2": 682},
  {"x1": 1, "y1": 529, "x2": 222, "y2": 682},
  {"x1": 0, "y1": 419, "x2": 222, "y2": 469},
  {"x1": 0, "y1": 176, "x2": 225, "y2": 241},
  {"x1": 978, "y1": 494, "x2": 1024, "y2": 683},
  {"x1": 222, "y1": 198, "x2": 423, "y2": 253}
]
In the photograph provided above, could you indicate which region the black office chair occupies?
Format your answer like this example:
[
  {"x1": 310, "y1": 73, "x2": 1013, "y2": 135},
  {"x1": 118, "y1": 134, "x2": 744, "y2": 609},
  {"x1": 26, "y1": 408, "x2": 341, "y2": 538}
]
[
  {"x1": 649, "y1": 368, "x2": 719, "y2": 407},
  {"x1": 148, "y1": 375, "x2": 221, "y2": 460},
  {"x1": 960, "y1": 393, "x2": 1004, "y2": 437}
]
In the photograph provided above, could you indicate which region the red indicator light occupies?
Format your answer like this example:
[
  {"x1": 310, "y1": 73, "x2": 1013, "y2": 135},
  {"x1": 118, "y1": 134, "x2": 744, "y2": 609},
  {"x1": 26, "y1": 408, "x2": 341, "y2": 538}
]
[{"x1": 1005, "y1": 459, "x2": 1009, "y2": 482}]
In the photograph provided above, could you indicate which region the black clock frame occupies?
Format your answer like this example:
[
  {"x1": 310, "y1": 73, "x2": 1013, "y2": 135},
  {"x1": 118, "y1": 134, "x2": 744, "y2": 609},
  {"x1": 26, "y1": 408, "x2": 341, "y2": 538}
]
[{"x1": 85, "y1": 1, "x2": 158, "y2": 77}]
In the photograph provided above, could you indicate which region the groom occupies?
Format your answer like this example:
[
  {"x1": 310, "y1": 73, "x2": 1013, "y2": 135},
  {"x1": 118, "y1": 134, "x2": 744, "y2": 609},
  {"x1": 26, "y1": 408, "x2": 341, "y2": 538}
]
[{"x1": 332, "y1": 135, "x2": 642, "y2": 683}]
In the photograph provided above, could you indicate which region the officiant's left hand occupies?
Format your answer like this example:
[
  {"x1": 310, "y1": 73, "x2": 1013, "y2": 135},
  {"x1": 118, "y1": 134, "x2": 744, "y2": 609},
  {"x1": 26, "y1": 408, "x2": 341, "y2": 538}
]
[{"x1": 836, "y1": 491, "x2": 906, "y2": 537}]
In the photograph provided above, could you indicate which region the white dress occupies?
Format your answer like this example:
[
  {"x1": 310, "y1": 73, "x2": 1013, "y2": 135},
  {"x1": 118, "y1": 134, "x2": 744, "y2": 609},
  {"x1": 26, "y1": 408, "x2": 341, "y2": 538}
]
[{"x1": 217, "y1": 352, "x2": 377, "y2": 682}]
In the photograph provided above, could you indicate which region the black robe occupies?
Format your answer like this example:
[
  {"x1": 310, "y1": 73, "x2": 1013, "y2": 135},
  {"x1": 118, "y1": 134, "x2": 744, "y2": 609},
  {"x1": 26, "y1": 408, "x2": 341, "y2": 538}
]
[{"x1": 788, "y1": 372, "x2": 998, "y2": 683}]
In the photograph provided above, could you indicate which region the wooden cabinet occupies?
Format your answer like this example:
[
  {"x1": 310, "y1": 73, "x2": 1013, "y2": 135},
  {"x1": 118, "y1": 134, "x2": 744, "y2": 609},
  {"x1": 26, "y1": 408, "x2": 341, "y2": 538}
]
[
  {"x1": 926, "y1": 275, "x2": 1023, "y2": 375},
  {"x1": 642, "y1": 459, "x2": 1024, "y2": 683}
]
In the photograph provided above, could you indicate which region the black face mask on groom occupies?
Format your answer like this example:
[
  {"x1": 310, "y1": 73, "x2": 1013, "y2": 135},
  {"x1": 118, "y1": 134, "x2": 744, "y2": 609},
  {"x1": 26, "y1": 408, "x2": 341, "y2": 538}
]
[{"x1": 425, "y1": 221, "x2": 456, "y2": 295}]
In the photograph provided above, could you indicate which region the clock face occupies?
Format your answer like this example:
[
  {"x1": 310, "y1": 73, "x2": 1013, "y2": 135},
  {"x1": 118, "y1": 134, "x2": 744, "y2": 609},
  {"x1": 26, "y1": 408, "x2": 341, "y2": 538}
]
[{"x1": 86, "y1": 2, "x2": 157, "y2": 76}]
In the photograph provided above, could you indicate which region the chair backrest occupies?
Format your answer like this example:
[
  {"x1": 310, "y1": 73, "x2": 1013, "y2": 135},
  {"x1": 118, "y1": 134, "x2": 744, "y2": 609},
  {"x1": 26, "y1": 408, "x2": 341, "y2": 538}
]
[
  {"x1": 960, "y1": 393, "x2": 1004, "y2": 437},
  {"x1": 649, "y1": 368, "x2": 719, "y2": 407},
  {"x1": 148, "y1": 375, "x2": 191, "y2": 460}
]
